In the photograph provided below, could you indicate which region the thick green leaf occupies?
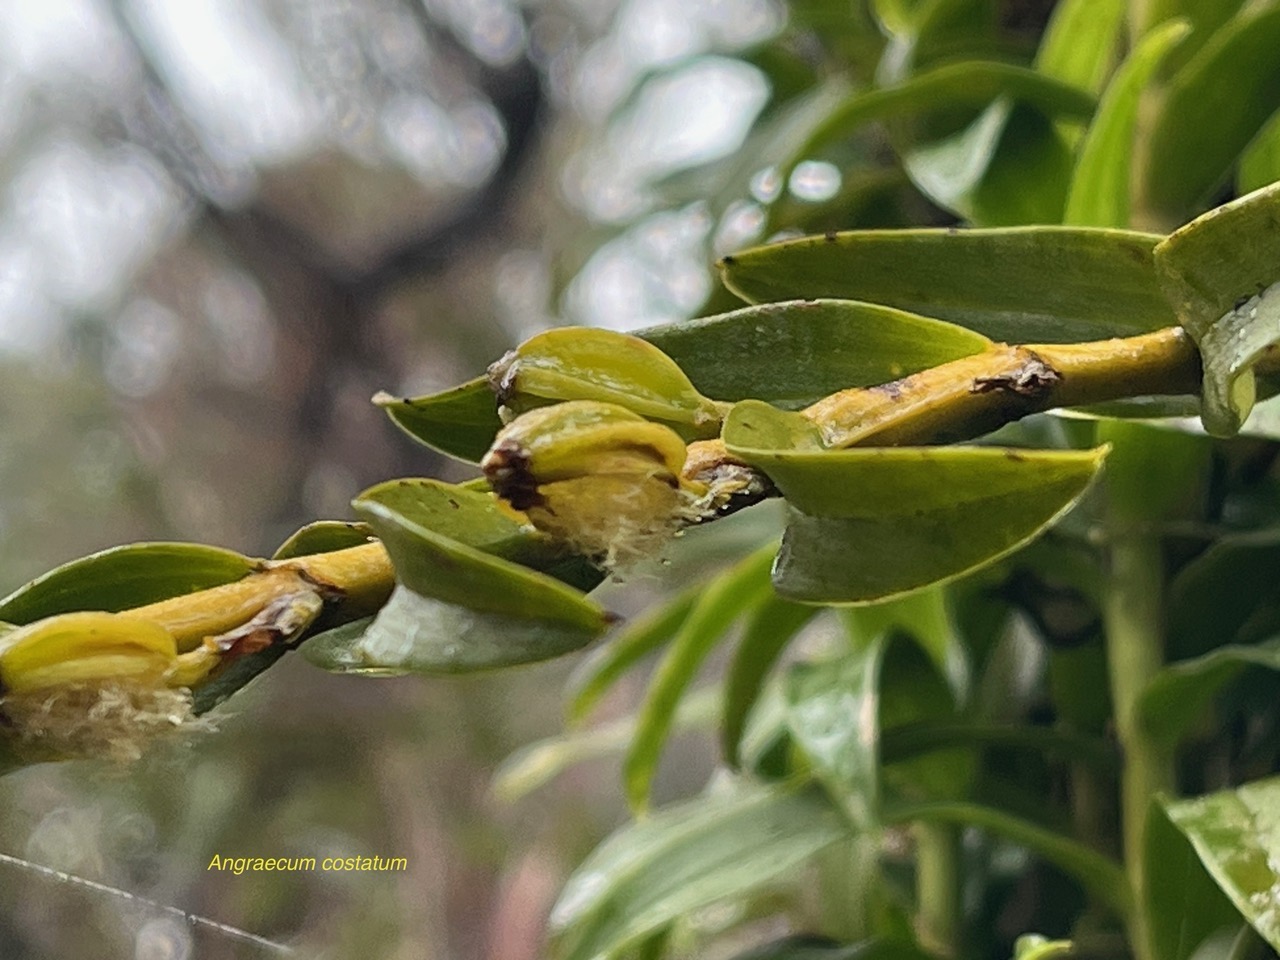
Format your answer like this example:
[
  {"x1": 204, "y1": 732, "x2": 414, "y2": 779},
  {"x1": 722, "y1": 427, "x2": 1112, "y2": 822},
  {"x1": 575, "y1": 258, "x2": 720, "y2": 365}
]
[
  {"x1": 354, "y1": 477, "x2": 601, "y2": 589},
  {"x1": 272, "y1": 521, "x2": 373, "y2": 560},
  {"x1": 329, "y1": 485, "x2": 610, "y2": 673},
  {"x1": 1154, "y1": 182, "x2": 1280, "y2": 435},
  {"x1": 1146, "y1": 800, "x2": 1246, "y2": 960},
  {"x1": 0, "y1": 543, "x2": 257, "y2": 625},
  {"x1": 1064, "y1": 20, "x2": 1191, "y2": 229},
  {"x1": 566, "y1": 585, "x2": 699, "y2": 724},
  {"x1": 625, "y1": 546, "x2": 775, "y2": 812},
  {"x1": 724, "y1": 420, "x2": 1108, "y2": 602},
  {"x1": 374, "y1": 376, "x2": 502, "y2": 463},
  {"x1": 724, "y1": 595, "x2": 819, "y2": 768},
  {"x1": 775, "y1": 61, "x2": 1093, "y2": 192},
  {"x1": 642, "y1": 300, "x2": 991, "y2": 409},
  {"x1": 313, "y1": 585, "x2": 605, "y2": 675},
  {"x1": 719, "y1": 227, "x2": 1173, "y2": 343},
  {"x1": 1239, "y1": 108, "x2": 1280, "y2": 194},
  {"x1": 1141, "y1": 638, "x2": 1280, "y2": 747},
  {"x1": 1158, "y1": 778, "x2": 1280, "y2": 952},
  {"x1": 493, "y1": 688, "x2": 718, "y2": 803},
  {"x1": 1145, "y1": 4, "x2": 1280, "y2": 217},
  {"x1": 785, "y1": 644, "x2": 885, "y2": 829},
  {"x1": 1035, "y1": 0, "x2": 1126, "y2": 95},
  {"x1": 549, "y1": 780, "x2": 849, "y2": 960},
  {"x1": 905, "y1": 101, "x2": 1074, "y2": 227}
]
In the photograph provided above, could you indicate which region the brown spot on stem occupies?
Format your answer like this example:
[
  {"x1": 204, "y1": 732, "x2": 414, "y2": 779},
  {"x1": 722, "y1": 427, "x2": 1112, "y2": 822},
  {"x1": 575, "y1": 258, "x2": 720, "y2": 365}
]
[
  {"x1": 824, "y1": 230, "x2": 838, "y2": 242},
  {"x1": 970, "y1": 350, "x2": 1062, "y2": 398}
]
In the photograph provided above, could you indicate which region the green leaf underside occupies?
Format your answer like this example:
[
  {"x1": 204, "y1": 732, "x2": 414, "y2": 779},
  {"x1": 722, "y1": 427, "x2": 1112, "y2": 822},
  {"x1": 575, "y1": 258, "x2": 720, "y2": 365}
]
[
  {"x1": 1141, "y1": 638, "x2": 1280, "y2": 748},
  {"x1": 1064, "y1": 19, "x2": 1191, "y2": 229},
  {"x1": 723, "y1": 434, "x2": 1108, "y2": 603},
  {"x1": 334, "y1": 480, "x2": 609, "y2": 673},
  {"x1": 317, "y1": 587, "x2": 605, "y2": 675},
  {"x1": 272, "y1": 521, "x2": 374, "y2": 560},
  {"x1": 1145, "y1": 4, "x2": 1280, "y2": 217},
  {"x1": 643, "y1": 300, "x2": 991, "y2": 409},
  {"x1": 1159, "y1": 778, "x2": 1280, "y2": 952},
  {"x1": 549, "y1": 780, "x2": 848, "y2": 960},
  {"x1": 626, "y1": 546, "x2": 776, "y2": 812},
  {"x1": 1155, "y1": 182, "x2": 1280, "y2": 435},
  {"x1": 375, "y1": 377, "x2": 503, "y2": 462},
  {"x1": 0, "y1": 543, "x2": 257, "y2": 625},
  {"x1": 720, "y1": 227, "x2": 1173, "y2": 343}
]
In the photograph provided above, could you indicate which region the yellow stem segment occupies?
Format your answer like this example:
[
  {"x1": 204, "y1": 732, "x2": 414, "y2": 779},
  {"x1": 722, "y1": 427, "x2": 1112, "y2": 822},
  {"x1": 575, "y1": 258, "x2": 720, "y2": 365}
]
[{"x1": 127, "y1": 542, "x2": 395, "y2": 652}]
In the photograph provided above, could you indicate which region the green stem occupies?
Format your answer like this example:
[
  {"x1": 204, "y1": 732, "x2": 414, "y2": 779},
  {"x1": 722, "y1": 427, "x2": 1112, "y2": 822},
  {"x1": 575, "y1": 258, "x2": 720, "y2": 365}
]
[
  {"x1": 1103, "y1": 533, "x2": 1172, "y2": 960},
  {"x1": 914, "y1": 823, "x2": 962, "y2": 958}
]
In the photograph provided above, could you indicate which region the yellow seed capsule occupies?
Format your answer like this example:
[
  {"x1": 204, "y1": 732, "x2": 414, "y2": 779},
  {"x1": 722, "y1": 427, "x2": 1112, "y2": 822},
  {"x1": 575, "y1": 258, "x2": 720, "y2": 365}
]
[
  {"x1": 487, "y1": 327, "x2": 726, "y2": 440},
  {"x1": 481, "y1": 401, "x2": 707, "y2": 567},
  {"x1": 0, "y1": 611, "x2": 178, "y2": 694}
]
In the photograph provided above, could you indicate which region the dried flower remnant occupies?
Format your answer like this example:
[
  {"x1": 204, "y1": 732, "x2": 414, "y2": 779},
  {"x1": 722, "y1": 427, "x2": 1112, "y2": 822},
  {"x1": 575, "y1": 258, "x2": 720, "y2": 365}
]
[{"x1": 482, "y1": 401, "x2": 710, "y2": 568}]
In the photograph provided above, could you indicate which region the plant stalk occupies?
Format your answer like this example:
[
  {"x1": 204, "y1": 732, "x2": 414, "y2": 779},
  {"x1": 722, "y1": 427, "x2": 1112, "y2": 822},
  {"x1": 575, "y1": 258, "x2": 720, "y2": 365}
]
[
  {"x1": 128, "y1": 542, "x2": 395, "y2": 651},
  {"x1": 914, "y1": 823, "x2": 962, "y2": 958},
  {"x1": 1103, "y1": 529, "x2": 1172, "y2": 960}
]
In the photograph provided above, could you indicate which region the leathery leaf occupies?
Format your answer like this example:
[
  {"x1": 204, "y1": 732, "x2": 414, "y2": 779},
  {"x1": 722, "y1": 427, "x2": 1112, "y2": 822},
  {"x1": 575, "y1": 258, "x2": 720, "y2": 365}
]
[
  {"x1": 374, "y1": 376, "x2": 503, "y2": 463},
  {"x1": 0, "y1": 543, "x2": 257, "y2": 626},
  {"x1": 642, "y1": 300, "x2": 991, "y2": 410},
  {"x1": 726, "y1": 413, "x2": 1108, "y2": 603},
  {"x1": 307, "y1": 479, "x2": 609, "y2": 673},
  {"x1": 1155, "y1": 181, "x2": 1280, "y2": 436},
  {"x1": 719, "y1": 226, "x2": 1173, "y2": 343}
]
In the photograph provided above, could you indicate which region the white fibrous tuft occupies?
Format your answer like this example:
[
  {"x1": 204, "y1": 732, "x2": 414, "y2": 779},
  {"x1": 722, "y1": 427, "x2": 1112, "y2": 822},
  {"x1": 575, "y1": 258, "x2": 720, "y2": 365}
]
[
  {"x1": 1, "y1": 681, "x2": 214, "y2": 763},
  {"x1": 527, "y1": 475, "x2": 707, "y2": 572}
]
